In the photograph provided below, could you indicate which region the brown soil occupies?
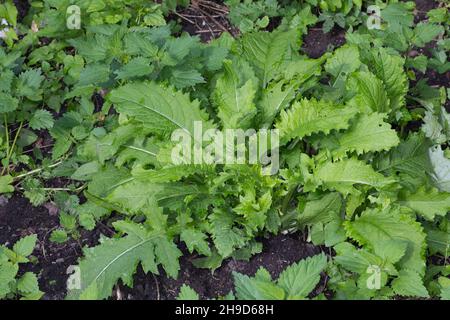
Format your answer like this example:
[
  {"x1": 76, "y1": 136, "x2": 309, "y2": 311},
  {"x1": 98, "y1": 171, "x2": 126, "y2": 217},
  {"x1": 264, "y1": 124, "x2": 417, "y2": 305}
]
[
  {"x1": 302, "y1": 25, "x2": 346, "y2": 58},
  {"x1": 171, "y1": 0, "x2": 239, "y2": 42},
  {"x1": 0, "y1": 195, "x2": 104, "y2": 300},
  {"x1": 12, "y1": 0, "x2": 29, "y2": 21},
  {"x1": 414, "y1": 0, "x2": 440, "y2": 23}
]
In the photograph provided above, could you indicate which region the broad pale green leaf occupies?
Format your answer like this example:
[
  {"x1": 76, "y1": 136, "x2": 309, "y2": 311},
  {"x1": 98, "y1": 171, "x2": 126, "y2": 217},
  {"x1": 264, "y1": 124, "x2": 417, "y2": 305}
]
[
  {"x1": 170, "y1": 69, "x2": 205, "y2": 89},
  {"x1": 109, "y1": 82, "x2": 214, "y2": 137},
  {"x1": 258, "y1": 80, "x2": 297, "y2": 128},
  {"x1": 17, "y1": 272, "x2": 42, "y2": 297},
  {"x1": 106, "y1": 180, "x2": 206, "y2": 214},
  {"x1": 325, "y1": 44, "x2": 361, "y2": 78},
  {"x1": 328, "y1": 113, "x2": 399, "y2": 158},
  {"x1": 398, "y1": 187, "x2": 450, "y2": 220},
  {"x1": 298, "y1": 192, "x2": 342, "y2": 227},
  {"x1": 347, "y1": 71, "x2": 390, "y2": 113},
  {"x1": 425, "y1": 225, "x2": 449, "y2": 257},
  {"x1": 240, "y1": 30, "x2": 296, "y2": 87},
  {"x1": 114, "y1": 57, "x2": 153, "y2": 80},
  {"x1": 276, "y1": 98, "x2": 358, "y2": 144},
  {"x1": 382, "y1": 3, "x2": 414, "y2": 32},
  {"x1": 212, "y1": 59, "x2": 257, "y2": 129},
  {"x1": 315, "y1": 158, "x2": 395, "y2": 195},
  {"x1": 368, "y1": 48, "x2": 408, "y2": 111},
  {"x1": 334, "y1": 242, "x2": 382, "y2": 274}
]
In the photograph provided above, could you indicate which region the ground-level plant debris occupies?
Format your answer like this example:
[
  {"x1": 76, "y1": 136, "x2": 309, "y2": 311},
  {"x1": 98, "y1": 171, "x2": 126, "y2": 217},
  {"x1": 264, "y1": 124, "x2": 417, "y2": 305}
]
[{"x1": 0, "y1": 0, "x2": 449, "y2": 301}]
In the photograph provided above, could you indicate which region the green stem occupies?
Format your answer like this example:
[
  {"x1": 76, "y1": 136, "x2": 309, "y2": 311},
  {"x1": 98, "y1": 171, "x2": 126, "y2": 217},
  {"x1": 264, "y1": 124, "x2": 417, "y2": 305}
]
[
  {"x1": 2, "y1": 115, "x2": 10, "y2": 175},
  {"x1": 1, "y1": 119, "x2": 22, "y2": 176},
  {"x1": 13, "y1": 160, "x2": 64, "y2": 180},
  {"x1": 281, "y1": 185, "x2": 298, "y2": 214},
  {"x1": 18, "y1": 184, "x2": 87, "y2": 193},
  {"x1": 5, "y1": 121, "x2": 24, "y2": 173}
]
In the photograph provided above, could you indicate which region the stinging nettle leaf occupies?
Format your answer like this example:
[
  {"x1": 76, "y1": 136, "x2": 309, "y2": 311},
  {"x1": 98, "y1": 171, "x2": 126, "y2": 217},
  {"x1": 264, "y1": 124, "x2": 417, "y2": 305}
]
[{"x1": 277, "y1": 253, "x2": 327, "y2": 299}]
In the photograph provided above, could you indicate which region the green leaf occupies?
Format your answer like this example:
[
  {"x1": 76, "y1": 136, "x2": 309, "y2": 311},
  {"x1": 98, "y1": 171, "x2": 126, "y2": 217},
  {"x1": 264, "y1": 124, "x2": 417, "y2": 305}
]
[
  {"x1": 180, "y1": 228, "x2": 211, "y2": 256},
  {"x1": 240, "y1": 30, "x2": 296, "y2": 87},
  {"x1": 0, "y1": 92, "x2": 18, "y2": 113},
  {"x1": 0, "y1": 1, "x2": 18, "y2": 26},
  {"x1": 315, "y1": 158, "x2": 395, "y2": 195},
  {"x1": 0, "y1": 175, "x2": 14, "y2": 194},
  {"x1": 298, "y1": 192, "x2": 342, "y2": 228},
  {"x1": 170, "y1": 69, "x2": 205, "y2": 89},
  {"x1": 368, "y1": 48, "x2": 408, "y2": 111},
  {"x1": 345, "y1": 208, "x2": 427, "y2": 275},
  {"x1": 17, "y1": 272, "x2": 42, "y2": 297},
  {"x1": 425, "y1": 226, "x2": 449, "y2": 257},
  {"x1": 13, "y1": 234, "x2": 37, "y2": 258},
  {"x1": 413, "y1": 23, "x2": 444, "y2": 47},
  {"x1": 276, "y1": 98, "x2": 358, "y2": 144},
  {"x1": 106, "y1": 180, "x2": 206, "y2": 214},
  {"x1": 375, "y1": 133, "x2": 432, "y2": 182},
  {"x1": 68, "y1": 230, "x2": 181, "y2": 300},
  {"x1": 114, "y1": 57, "x2": 153, "y2": 80},
  {"x1": 325, "y1": 44, "x2": 361, "y2": 79},
  {"x1": 398, "y1": 187, "x2": 450, "y2": 221},
  {"x1": 257, "y1": 80, "x2": 297, "y2": 128},
  {"x1": 108, "y1": 82, "x2": 214, "y2": 137},
  {"x1": 177, "y1": 285, "x2": 199, "y2": 300},
  {"x1": 347, "y1": 71, "x2": 390, "y2": 113},
  {"x1": 233, "y1": 269, "x2": 285, "y2": 300},
  {"x1": 381, "y1": 3, "x2": 414, "y2": 32},
  {"x1": 0, "y1": 261, "x2": 18, "y2": 299},
  {"x1": 209, "y1": 209, "x2": 246, "y2": 257},
  {"x1": 439, "y1": 277, "x2": 450, "y2": 300},
  {"x1": 334, "y1": 242, "x2": 379, "y2": 274},
  {"x1": 212, "y1": 59, "x2": 258, "y2": 129},
  {"x1": 29, "y1": 110, "x2": 54, "y2": 130},
  {"x1": 277, "y1": 253, "x2": 327, "y2": 299},
  {"x1": 391, "y1": 269, "x2": 429, "y2": 298},
  {"x1": 16, "y1": 69, "x2": 44, "y2": 101},
  {"x1": 77, "y1": 64, "x2": 110, "y2": 86},
  {"x1": 429, "y1": 146, "x2": 450, "y2": 192},
  {"x1": 327, "y1": 113, "x2": 400, "y2": 158},
  {"x1": 50, "y1": 229, "x2": 69, "y2": 244}
]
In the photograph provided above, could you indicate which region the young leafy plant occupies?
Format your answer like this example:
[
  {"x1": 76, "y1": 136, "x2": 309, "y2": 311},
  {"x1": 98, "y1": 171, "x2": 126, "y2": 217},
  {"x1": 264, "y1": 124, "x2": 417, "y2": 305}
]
[{"x1": 0, "y1": 235, "x2": 43, "y2": 300}]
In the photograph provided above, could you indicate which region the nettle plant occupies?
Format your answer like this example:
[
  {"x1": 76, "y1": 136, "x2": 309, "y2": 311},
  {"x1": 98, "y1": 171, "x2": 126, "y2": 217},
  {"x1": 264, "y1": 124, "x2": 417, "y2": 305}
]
[
  {"x1": 0, "y1": 235, "x2": 43, "y2": 300},
  {"x1": 177, "y1": 254, "x2": 328, "y2": 300}
]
